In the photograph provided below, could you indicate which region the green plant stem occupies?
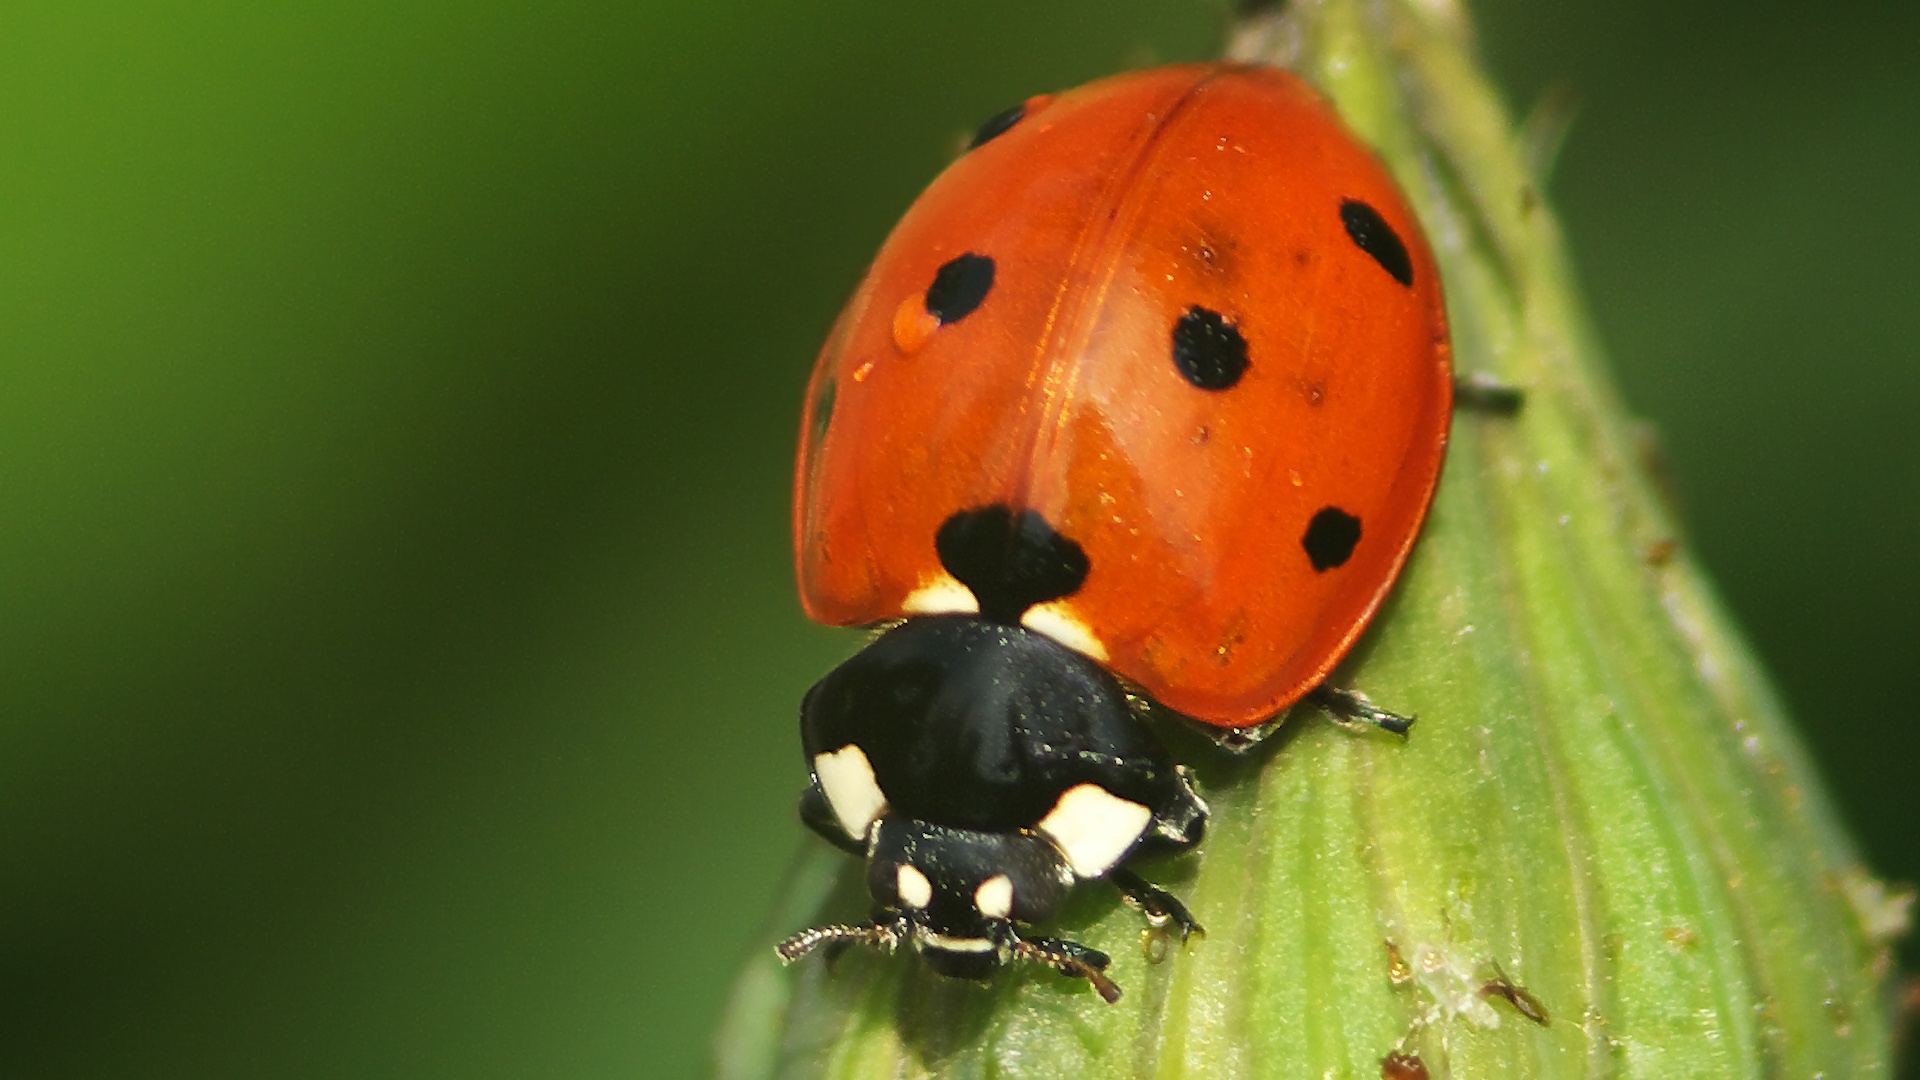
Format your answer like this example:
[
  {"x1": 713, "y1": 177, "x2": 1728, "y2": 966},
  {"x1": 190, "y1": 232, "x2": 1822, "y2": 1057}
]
[{"x1": 715, "y1": 1, "x2": 1909, "y2": 1076}]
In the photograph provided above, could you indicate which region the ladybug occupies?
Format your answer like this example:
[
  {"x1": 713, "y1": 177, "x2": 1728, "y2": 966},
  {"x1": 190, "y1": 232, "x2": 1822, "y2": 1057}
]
[{"x1": 777, "y1": 63, "x2": 1457, "y2": 1001}]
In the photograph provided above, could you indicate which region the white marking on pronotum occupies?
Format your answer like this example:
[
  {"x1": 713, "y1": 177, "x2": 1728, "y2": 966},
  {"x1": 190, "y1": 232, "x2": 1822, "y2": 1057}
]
[
  {"x1": 813, "y1": 744, "x2": 887, "y2": 841},
  {"x1": 917, "y1": 931, "x2": 997, "y2": 953},
  {"x1": 902, "y1": 573, "x2": 978, "y2": 616},
  {"x1": 896, "y1": 864, "x2": 932, "y2": 910},
  {"x1": 1037, "y1": 783, "x2": 1152, "y2": 879},
  {"x1": 1021, "y1": 601, "x2": 1109, "y2": 662},
  {"x1": 974, "y1": 874, "x2": 1014, "y2": 919}
]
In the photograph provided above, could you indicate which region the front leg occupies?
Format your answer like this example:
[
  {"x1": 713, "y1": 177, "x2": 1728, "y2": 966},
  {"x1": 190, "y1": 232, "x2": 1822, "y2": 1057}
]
[
  {"x1": 1126, "y1": 763, "x2": 1208, "y2": 860},
  {"x1": 1012, "y1": 935, "x2": 1122, "y2": 1003},
  {"x1": 1109, "y1": 867, "x2": 1204, "y2": 943}
]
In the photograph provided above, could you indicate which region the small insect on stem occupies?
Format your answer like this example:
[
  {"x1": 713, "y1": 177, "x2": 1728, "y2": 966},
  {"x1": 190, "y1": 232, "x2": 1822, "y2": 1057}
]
[{"x1": 1481, "y1": 960, "x2": 1550, "y2": 1025}]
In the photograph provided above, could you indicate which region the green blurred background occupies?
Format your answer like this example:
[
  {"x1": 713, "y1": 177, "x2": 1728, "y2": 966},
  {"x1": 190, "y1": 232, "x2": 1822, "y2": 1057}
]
[{"x1": 1, "y1": 2, "x2": 1913, "y2": 1076}]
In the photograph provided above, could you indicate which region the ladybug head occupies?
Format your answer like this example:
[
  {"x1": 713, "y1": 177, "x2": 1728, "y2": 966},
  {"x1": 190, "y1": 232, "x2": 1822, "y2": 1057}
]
[{"x1": 865, "y1": 817, "x2": 1073, "y2": 980}]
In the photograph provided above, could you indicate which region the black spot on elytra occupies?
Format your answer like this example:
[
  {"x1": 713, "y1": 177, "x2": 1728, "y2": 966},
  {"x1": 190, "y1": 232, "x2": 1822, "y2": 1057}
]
[
  {"x1": 1171, "y1": 306, "x2": 1249, "y2": 390},
  {"x1": 1302, "y1": 507, "x2": 1362, "y2": 571},
  {"x1": 936, "y1": 505, "x2": 1089, "y2": 623},
  {"x1": 926, "y1": 254, "x2": 995, "y2": 325},
  {"x1": 967, "y1": 103, "x2": 1026, "y2": 149},
  {"x1": 1339, "y1": 199, "x2": 1414, "y2": 287}
]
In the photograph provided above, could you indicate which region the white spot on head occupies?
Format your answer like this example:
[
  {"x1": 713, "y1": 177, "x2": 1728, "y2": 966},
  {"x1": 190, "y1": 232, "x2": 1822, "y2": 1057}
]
[
  {"x1": 974, "y1": 874, "x2": 1014, "y2": 919},
  {"x1": 813, "y1": 744, "x2": 887, "y2": 842},
  {"x1": 1020, "y1": 601, "x2": 1108, "y2": 661},
  {"x1": 917, "y1": 931, "x2": 996, "y2": 953},
  {"x1": 902, "y1": 574, "x2": 978, "y2": 616},
  {"x1": 896, "y1": 863, "x2": 932, "y2": 909},
  {"x1": 1037, "y1": 783, "x2": 1152, "y2": 879}
]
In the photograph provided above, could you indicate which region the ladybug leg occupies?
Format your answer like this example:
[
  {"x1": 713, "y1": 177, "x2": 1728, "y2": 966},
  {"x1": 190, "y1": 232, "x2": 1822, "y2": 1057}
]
[
  {"x1": 798, "y1": 780, "x2": 868, "y2": 857},
  {"x1": 1011, "y1": 936, "x2": 1123, "y2": 1003},
  {"x1": 1453, "y1": 371, "x2": 1525, "y2": 415},
  {"x1": 1125, "y1": 763, "x2": 1207, "y2": 859},
  {"x1": 1109, "y1": 867, "x2": 1204, "y2": 943},
  {"x1": 1198, "y1": 712, "x2": 1288, "y2": 754},
  {"x1": 1307, "y1": 685, "x2": 1416, "y2": 738}
]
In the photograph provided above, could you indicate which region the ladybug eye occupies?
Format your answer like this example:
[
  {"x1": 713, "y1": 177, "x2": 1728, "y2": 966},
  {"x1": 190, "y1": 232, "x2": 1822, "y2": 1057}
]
[
  {"x1": 1170, "y1": 306, "x2": 1249, "y2": 391},
  {"x1": 925, "y1": 253, "x2": 995, "y2": 325},
  {"x1": 1302, "y1": 506, "x2": 1363, "y2": 571},
  {"x1": 967, "y1": 103, "x2": 1027, "y2": 149},
  {"x1": 1339, "y1": 199, "x2": 1414, "y2": 287}
]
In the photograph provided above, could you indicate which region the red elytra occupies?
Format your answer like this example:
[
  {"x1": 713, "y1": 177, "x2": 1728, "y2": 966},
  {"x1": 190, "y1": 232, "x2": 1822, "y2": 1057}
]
[{"x1": 794, "y1": 63, "x2": 1451, "y2": 727}]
